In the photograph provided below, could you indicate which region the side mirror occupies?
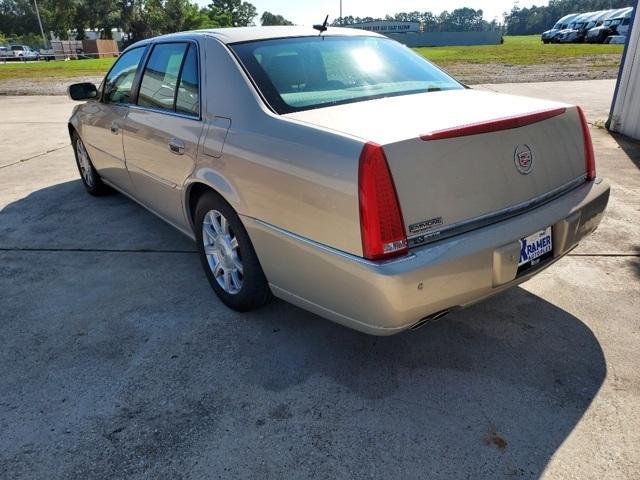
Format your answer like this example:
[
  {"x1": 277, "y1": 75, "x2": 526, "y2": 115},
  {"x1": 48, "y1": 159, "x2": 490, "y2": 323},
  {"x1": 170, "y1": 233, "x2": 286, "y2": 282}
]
[{"x1": 68, "y1": 82, "x2": 98, "y2": 101}]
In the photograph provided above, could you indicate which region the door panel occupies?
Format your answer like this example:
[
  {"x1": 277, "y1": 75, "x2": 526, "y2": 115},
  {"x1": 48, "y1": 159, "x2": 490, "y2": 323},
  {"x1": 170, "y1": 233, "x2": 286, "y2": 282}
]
[
  {"x1": 77, "y1": 46, "x2": 147, "y2": 194},
  {"x1": 123, "y1": 108, "x2": 203, "y2": 228},
  {"x1": 121, "y1": 41, "x2": 203, "y2": 230},
  {"x1": 79, "y1": 102, "x2": 133, "y2": 192}
]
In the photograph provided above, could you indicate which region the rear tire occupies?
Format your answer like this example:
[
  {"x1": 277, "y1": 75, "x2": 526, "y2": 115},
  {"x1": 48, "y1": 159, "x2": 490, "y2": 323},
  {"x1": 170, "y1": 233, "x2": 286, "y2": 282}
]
[
  {"x1": 72, "y1": 132, "x2": 111, "y2": 196},
  {"x1": 195, "y1": 191, "x2": 272, "y2": 312}
]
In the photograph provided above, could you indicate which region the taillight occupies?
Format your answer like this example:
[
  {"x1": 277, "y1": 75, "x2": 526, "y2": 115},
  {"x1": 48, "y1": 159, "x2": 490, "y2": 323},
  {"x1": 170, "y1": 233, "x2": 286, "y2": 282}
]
[
  {"x1": 358, "y1": 142, "x2": 408, "y2": 260},
  {"x1": 577, "y1": 106, "x2": 596, "y2": 181}
]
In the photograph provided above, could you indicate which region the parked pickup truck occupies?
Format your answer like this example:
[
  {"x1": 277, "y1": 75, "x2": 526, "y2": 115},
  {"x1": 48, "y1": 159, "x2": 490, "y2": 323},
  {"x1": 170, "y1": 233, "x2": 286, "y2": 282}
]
[{"x1": 9, "y1": 45, "x2": 40, "y2": 61}]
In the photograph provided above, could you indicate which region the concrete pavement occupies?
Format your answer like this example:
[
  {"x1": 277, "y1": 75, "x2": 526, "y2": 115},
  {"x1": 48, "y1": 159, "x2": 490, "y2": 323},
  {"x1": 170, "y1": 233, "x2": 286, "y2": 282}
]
[{"x1": 1, "y1": 81, "x2": 639, "y2": 479}]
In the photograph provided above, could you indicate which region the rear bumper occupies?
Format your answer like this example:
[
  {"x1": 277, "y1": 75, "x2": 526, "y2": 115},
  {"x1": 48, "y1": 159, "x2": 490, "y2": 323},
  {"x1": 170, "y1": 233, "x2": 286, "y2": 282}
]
[{"x1": 244, "y1": 179, "x2": 610, "y2": 336}]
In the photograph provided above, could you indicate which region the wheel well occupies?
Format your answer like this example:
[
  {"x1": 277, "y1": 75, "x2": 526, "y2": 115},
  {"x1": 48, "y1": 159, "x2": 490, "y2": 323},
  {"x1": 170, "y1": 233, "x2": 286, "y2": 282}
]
[
  {"x1": 187, "y1": 183, "x2": 217, "y2": 229},
  {"x1": 68, "y1": 124, "x2": 76, "y2": 142}
]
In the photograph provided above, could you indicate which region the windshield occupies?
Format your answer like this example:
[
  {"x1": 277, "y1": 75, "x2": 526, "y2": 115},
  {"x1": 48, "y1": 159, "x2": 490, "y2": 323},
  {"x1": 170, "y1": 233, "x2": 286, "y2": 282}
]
[
  {"x1": 231, "y1": 36, "x2": 463, "y2": 114},
  {"x1": 574, "y1": 22, "x2": 586, "y2": 29}
]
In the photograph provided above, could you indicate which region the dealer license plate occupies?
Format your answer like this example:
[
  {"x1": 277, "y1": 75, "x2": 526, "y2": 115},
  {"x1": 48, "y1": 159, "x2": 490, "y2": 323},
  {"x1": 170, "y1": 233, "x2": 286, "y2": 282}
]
[{"x1": 518, "y1": 227, "x2": 553, "y2": 269}]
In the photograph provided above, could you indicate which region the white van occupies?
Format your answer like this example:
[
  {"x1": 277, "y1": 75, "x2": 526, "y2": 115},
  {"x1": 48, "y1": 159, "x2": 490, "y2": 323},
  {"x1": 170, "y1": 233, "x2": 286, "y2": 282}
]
[
  {"x1": 615, "y1": 8, "x2": 635, "y2": 37},
  {"x1": 586, "y1": 7, "x2": 633, "y2": 43},
  {"x1": 557, "y1": 11, "x2": 610, "y2": 43},
  {"x1": 542, "y1": 13, "x2": 580, "y2": 43}
]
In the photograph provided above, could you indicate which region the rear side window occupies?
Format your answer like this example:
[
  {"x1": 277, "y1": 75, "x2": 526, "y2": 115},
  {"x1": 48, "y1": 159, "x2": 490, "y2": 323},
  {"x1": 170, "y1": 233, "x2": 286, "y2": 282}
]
[
  {"x1": 103, "y1": 47, "x2": 146, "y2": 104},
  {"x1": 176, "y1": 45, "x2": 199, "y2": 116},
  {"x1": 137, "y1": 42, "x2": 200, "y2": 117},
  {"x1": 138, "y1": 43, "x2": 188, "y2": 111}
]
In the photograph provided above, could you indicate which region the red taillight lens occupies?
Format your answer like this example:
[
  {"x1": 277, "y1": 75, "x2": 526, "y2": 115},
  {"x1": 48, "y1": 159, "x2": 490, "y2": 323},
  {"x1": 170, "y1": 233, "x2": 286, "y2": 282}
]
[
  {"x1": 577, "y1": 106, "x2": 596, "y2": 181},
  {"x1": 358, "y1": 142, "x2": 408, "y2": 260}
]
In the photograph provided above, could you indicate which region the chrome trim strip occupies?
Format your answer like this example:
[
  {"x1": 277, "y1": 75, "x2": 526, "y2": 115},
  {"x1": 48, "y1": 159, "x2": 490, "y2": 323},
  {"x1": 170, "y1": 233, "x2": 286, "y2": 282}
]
[
  {"x1": 130, "y1": 164, "x2": 177, "y2": 187},
  {"x1": 128, "y1": 104, "x2": 201, "y2": 121},
  {"x1": 408, "y1": 175, "x2": 587, "y2": 248},
  {"x1": 251, "y1": 219, "x2": 417, "y2": 267}
]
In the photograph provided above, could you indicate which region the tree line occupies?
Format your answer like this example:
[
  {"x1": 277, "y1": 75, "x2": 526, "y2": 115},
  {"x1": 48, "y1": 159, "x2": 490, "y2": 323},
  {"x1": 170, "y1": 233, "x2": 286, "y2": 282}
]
[
  {"x1": 0, "y1": 0, "x2": 294, "y2": 47},
  {"x1": 332, "y1": 8, "x2": 501, "y2": 32},
  {"x1": 504, "y1": 0, "x2": 633, "y2": 35},
  {"x1": 4, "y1": 0, "x2": 632, "y2": 49}
]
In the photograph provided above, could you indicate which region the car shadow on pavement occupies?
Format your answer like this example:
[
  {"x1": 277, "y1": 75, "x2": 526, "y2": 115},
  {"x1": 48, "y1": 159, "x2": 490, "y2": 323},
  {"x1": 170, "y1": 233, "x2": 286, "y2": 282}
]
[
  {"x1": 240, "y1": 290, "x2": 606, "y2": 478},
  {"x1": 0, "y1": 181, "x2": 606, "y2": 479}
]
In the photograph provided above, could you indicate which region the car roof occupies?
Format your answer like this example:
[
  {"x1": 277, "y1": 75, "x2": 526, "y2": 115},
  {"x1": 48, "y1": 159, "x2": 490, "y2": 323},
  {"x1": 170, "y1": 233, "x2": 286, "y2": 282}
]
[
  {"x1": 558, "y1": 13, "x2": 580, "y2": 22},
  {"x1": 137, "y1": 26, "x2": 382, "y2": 47}
]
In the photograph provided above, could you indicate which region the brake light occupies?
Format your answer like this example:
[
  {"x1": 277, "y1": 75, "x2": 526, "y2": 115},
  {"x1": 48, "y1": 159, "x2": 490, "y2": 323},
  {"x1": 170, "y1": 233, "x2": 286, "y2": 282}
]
[
  {"x1": 358, "y1": 142, "x2": 408, "y2": 260},
  {"x1": 577, "y1": 106, "x2": 596, "y2": 181},
  {"x1": 420, "y1": 108, "x2": 567, "y2": 141}
]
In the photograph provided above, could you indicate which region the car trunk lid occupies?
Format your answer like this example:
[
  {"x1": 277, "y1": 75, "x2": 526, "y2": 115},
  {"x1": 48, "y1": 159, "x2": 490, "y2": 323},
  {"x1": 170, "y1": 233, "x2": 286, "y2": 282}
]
[{"x1": 286, "y1": 89, "x2": 588, "y2": 246}]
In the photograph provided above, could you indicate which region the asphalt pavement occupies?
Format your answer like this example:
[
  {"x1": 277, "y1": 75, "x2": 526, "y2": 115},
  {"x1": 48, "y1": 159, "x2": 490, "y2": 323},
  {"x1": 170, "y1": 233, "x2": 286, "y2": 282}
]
[{"x1": 1, "y1": 80, "x2": 639, "y2": 479}]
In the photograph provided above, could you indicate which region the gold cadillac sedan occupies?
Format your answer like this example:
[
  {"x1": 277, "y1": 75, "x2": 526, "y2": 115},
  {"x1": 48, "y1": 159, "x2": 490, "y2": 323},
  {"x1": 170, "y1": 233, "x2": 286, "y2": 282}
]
[{"x1": 67, "y1": 26, "x2": 610, "y2": 335}]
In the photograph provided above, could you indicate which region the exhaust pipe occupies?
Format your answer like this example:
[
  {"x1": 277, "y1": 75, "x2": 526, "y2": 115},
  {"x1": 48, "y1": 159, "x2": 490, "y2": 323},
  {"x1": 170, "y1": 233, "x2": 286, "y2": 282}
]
[{"x1": 410, "y1": 310, "x2": 450, "y2": 330}]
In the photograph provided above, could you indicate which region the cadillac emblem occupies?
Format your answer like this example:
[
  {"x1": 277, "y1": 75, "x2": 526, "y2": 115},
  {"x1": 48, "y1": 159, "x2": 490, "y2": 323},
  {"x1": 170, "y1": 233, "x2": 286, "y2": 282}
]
[{"x1": 514, "y1": 144, "x2": 534, "y2": 175}]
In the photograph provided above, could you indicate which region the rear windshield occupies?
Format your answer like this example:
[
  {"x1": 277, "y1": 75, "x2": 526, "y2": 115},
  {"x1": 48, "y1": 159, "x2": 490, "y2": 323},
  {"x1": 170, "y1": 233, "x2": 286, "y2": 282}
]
[{"x1": 230, "y1": 36, "x2": 462, "y2": 114}]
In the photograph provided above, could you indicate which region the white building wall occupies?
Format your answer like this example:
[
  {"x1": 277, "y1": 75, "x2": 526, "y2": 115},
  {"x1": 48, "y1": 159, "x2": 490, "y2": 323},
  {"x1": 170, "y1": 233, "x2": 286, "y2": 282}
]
[{"x1": 610, "y1": 6, "x2": 640, "y2": 140}]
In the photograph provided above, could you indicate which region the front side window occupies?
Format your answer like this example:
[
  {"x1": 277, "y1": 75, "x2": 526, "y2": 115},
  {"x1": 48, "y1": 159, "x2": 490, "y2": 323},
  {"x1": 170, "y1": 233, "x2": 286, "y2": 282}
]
[
  {"x1": 103, "y1": 47, "x2": 146, "y2": 104},
  {"x1": 138, "y1": 43, "x2": 188, "y2": 111},
  {"x1": 231, "y1": 36, "x2": 462, "y2": 114}
]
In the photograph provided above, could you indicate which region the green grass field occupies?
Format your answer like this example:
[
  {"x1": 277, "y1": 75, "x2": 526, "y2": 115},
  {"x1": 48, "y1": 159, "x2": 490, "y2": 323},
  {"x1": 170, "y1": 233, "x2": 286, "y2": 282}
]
[
  {"x1": 0, "y1": 56, "x2": 116, "y2": 80},
  {"x1": 416, "y1": 35, "x2": 624, "y2": 66},
  {"x1": 0, "y1": 35, "x2": 625, "y2": 82}
]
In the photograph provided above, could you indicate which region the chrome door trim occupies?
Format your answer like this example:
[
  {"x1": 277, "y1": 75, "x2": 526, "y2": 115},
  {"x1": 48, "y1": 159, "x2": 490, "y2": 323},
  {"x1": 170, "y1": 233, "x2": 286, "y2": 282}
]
[{"x1": 128, "y1": 104, "x2": 201, "y2": 121}]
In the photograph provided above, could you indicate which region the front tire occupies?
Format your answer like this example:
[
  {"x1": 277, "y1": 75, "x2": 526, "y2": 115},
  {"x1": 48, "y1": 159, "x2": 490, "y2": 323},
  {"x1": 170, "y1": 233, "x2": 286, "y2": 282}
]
[
  {"x1": 72, "y1": 132, "x2": 111, "y2": 196},
  {"x1": 195, "y1": 192, "x2": 271, "y2": 312}
]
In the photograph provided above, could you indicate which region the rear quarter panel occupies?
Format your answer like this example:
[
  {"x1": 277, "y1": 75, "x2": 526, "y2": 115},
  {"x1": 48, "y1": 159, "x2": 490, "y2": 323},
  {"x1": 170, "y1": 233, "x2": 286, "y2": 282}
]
[{"x1": 189, "y1": 36, "x2": 365, "y2": 255}]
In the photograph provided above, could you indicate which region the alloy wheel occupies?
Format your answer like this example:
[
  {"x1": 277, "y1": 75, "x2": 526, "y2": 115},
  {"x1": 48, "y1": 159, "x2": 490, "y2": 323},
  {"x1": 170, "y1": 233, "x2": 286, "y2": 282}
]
[
  {"x1": 75, "y1": 138, "x2": 94, "y2": 188},
  {"x1": 202, "y1": 209, "x2": 244, "y2": 295}
]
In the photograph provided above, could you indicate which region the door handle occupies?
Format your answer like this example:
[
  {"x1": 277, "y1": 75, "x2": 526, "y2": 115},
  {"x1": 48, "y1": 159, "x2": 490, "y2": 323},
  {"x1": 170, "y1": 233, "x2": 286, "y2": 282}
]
[
  {"x1": 110, "y1": 121, "x2": 119, "y2": 135},
  {"x1": 168, "y1": 138, "x2": 185, "y2": 155}
]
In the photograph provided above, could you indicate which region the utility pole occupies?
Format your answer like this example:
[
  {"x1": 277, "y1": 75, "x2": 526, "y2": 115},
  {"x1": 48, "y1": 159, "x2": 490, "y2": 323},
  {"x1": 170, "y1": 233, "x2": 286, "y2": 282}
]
[
  {"x1": 33, "y1": 0, "x2": 48, "y2": 50},
  {"x1": 340, "y1": 0, "x2": 343, "y2": 25}
]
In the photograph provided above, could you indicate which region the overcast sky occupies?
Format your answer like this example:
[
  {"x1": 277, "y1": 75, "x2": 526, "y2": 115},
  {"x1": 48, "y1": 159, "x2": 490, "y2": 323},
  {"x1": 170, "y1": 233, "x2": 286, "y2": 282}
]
[{"x1": 203, "y1": 1, "x2": 549, "y2": 25}]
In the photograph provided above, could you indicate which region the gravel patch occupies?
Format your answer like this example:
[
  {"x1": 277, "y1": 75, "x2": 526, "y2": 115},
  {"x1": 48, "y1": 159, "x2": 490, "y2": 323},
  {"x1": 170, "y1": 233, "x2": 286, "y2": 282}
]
[{"x1": 0, "y1": 76, "x2": 104, "y2": 96}]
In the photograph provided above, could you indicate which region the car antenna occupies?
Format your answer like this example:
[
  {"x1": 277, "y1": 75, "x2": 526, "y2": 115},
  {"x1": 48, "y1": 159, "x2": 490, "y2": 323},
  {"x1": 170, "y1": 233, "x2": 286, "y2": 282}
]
[{"x1": 313, "y1": 15, "x2": 329, "y2": 35}]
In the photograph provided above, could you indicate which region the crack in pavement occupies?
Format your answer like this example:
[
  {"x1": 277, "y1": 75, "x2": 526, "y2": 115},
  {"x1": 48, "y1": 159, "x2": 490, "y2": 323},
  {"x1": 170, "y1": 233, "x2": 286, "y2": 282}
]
[
  {"x1": 567, "y1": 253, "x2": 640, "y2": 257},
  {"x1": 0, "y1": 247, "x2": 637, "y2": 257},
  {"x1": 0, "y1": 144, "x2": 70, "y2": 169},
  {"x1": 0, "y1": 247, "x2": 196, "y2": 254},
  {"x1": 0, "y1": 121, "x2": 67, "y2": 124}
]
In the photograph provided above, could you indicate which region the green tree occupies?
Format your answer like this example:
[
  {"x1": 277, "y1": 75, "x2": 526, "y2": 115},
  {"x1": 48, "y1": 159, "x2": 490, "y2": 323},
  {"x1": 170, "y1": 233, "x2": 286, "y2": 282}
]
[
  {"x1": 0, "y1": 0, "x2": 40, "y2": 36},
  {"x1": 261, "y1": 11, "x2": 293, "y2": 26},
  {"x1": 209, "y1": 0, "x2": 256, "y2": 27}
]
